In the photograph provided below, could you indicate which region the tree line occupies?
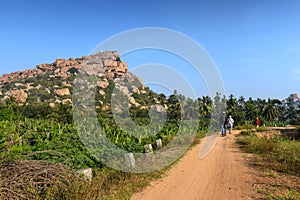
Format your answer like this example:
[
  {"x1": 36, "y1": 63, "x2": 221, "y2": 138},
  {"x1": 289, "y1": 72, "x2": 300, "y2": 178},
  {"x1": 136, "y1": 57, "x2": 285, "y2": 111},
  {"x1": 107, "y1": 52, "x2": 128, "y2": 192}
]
[{"x1": 1, "y1": 91, "x2": 299, "y2": 127}]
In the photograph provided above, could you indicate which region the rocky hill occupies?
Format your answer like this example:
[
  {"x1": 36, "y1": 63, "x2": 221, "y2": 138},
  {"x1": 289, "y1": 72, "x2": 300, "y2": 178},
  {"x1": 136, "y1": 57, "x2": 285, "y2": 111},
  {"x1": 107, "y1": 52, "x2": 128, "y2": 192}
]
[
  {"x1": 282, "y1": 93, "x2": 300, "y2": 109},
  {"x1": 0, "y1": 51, "x2": 166, "y2": 113}
]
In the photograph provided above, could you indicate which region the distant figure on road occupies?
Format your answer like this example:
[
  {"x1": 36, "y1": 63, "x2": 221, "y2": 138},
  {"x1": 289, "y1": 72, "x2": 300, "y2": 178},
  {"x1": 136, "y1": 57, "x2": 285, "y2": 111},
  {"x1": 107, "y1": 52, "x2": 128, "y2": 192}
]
[
  {"x1": 220, "y1": 111, "x2": 228, "y2": 137},
  {"x1": 255, "y1": 117, "x2": 260, "y2": 128},
  {"x1": 228, "y1": 115, "x2": 234, "y2": 134}
]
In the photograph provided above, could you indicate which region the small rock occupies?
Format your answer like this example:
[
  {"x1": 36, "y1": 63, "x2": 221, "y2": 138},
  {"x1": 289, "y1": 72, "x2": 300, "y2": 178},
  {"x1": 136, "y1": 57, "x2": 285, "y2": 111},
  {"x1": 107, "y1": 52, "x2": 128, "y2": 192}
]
[
  {"x1": 131, "y1": 85, "x2": 140, "y2": 94},
  {"x1": 49, "y1": 102, "x2": 55, "y2": 108},
  {"x1": 144, "y1": 144, "x2": 153, "y2": 153},
  {"x1": 55, "y1": 88, "x2": 70, "y2": 96},
  {"x1": 140, "y1": 90, "x2": 147, "y2": 94},
  {"x1": 62, "y1": 99, "x2": 72, "y2": 105},
  {"x1": 156, "y1": 139, "x2": 162, "y2": 149},
  {"x1": 99, "y1": 90, "x2": 105, "y2": 96},
  {"x1": 97, "y1": 80, "x2": 109, "y2": 88},
  {"x1": 75, "y1": 168, "x2": 92, "y2": 183}
]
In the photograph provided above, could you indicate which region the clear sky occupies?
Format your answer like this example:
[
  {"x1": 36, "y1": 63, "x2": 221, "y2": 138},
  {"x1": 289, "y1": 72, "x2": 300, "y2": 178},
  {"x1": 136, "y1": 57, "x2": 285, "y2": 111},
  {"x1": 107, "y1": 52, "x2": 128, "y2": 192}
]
[{"x1": 0, "y1": 0, "x2": 300, "y2": 100}]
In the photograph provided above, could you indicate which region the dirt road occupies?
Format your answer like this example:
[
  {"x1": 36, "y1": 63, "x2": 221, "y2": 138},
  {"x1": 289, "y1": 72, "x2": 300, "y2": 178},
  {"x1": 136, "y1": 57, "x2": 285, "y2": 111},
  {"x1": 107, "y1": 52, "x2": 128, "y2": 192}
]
[{"x1": 132, "y1": 130, "x2": 255, "y2": 200}]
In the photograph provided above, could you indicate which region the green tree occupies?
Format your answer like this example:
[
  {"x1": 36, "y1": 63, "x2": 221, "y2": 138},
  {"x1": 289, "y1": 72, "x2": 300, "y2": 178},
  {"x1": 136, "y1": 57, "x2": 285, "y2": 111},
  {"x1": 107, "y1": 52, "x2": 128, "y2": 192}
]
[
  {"x1": 283, "y1": 100, "x2": 298, "y2": 124},
  {"x1": 167, "y1": 91, "x2": 181, "y2": 120},
  {"x1": 183, "y1": 98, "x2": 198, "y2": 120},
  {"x1": 244, "y1": 97, "x2": 258, "y2": 121},
  {"x1": 226, "y1": 94, "x2": 238, "y2": 117},
  {"x1": 262, "y1": 98, "x2": 282, "y2": 123},
  {"x1": 198, "y1": 96, "x2": 212, "y2": 118}
]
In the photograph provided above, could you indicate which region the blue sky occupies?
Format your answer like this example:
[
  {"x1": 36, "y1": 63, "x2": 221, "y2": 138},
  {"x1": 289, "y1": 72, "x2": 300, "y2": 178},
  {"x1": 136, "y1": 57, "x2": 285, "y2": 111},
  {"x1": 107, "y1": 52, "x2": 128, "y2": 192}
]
[{"x1": 0, "y1": 0, "x2": 300, "y2": 100}]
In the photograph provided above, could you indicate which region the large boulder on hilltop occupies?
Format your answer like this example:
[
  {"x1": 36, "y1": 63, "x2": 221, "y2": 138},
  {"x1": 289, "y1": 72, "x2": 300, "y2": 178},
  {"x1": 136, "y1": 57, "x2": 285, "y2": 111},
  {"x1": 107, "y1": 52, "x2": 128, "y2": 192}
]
[
  {"x1": 6, "y1": 89, "x2": 28, "y2": 104},
  {"x1": 55, "y1": 88, "x2": 70, "y2": 96},
  {"x1": 62, "y1": 99, "x2": 72, "y2": 105},
  {"x1": 115, "y1": 62, "x2": 128, "y2": 73},
  {"x1": 105, "y1": 71, "x2": 115, "y2": 80},
  {"x1": 97, "y1": 80, "x2": 109, "y2": 88},
  {"x1": 131, "y1": 85, "x2": 140, "y2": 94}
]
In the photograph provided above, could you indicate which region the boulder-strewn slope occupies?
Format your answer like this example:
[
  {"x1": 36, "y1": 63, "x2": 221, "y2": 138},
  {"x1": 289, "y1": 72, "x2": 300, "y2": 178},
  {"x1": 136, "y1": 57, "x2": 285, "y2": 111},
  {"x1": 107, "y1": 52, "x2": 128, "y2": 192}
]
[{"x1": 0, "y1": 51, "x2": 165, "y2": 112}]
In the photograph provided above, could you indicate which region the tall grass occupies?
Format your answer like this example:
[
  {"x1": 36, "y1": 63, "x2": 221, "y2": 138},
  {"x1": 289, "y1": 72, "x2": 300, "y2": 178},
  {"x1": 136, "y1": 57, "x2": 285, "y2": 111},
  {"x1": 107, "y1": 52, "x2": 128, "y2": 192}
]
[{"x1": 236, "y1": 131, "x2": 300, "y2": 176}]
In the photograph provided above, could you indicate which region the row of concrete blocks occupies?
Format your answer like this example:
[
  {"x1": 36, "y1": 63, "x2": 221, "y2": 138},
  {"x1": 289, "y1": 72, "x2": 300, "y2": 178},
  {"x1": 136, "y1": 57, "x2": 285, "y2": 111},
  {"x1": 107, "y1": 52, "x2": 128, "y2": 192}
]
[
  {"x1": 75, "y1": 139, "x2": 163, "y2": 182},
  {"x1": 124, "y1": 139, "x2": 162, "y2": 167}
]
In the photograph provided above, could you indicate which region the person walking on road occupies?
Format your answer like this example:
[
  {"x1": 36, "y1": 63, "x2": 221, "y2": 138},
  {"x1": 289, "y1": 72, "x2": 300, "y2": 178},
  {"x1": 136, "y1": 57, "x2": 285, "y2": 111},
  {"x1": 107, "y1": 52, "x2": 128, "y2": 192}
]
[
  {"x1": 228, "y1": 115, "x2": 234, "y2": 134},
  {"x1": 220, "y1": 111, "x2": 228, "y2": 137}
]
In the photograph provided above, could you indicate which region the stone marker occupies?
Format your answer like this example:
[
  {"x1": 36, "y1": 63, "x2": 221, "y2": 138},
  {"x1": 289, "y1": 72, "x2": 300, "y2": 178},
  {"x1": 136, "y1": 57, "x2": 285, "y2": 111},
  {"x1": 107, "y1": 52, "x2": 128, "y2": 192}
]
[
  {"x1": 156, "y1": 139, "x2": 162, "y2": 149},
  {"x1": 144, "y1": 144, "x2": 153, "y2": 153},
  {"x1": 124, "y1": 152, "x2": 135, "y2": 167}
]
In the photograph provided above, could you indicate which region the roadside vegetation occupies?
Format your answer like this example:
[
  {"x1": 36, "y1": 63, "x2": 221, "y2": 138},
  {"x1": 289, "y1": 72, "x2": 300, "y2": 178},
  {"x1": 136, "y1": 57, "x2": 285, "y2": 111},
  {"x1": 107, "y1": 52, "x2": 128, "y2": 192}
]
[
  {"x1": 0, "y1": 91, "x2": 211, "y2": 199},
  {"x1": 237, "y1": 128, "x2": 300, "y2": 199},
  {"x1": 1, "y1": 91, "x2": 300, "y2": 199}
]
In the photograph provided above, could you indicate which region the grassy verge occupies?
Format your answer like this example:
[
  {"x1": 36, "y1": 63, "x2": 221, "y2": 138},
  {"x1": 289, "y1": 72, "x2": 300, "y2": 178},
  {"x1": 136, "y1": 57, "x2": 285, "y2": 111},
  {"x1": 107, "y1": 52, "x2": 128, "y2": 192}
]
[
  {"x1": 0, "y1": 117, "x2": 205, "y2": 199},
  {"x1": 236, "y1": 130, "x2": 300, "y2": 199}
]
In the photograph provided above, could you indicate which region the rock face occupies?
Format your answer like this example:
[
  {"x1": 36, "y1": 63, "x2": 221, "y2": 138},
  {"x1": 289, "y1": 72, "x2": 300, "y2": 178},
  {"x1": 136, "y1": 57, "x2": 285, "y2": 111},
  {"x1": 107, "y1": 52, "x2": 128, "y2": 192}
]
[
  {"x1": 0, "y1": 51, "x2": 128, "y2": 85},
  {"x1": 6, "y1": 89, "x2": 27, "y2": 104},
  {"x1": 0, "y1": 51, "x2": 166, "y2": 111},
  {"x1": 282, "y1": 93, "x2": 300, "y2": 109},
  {"x1": 62, "y1": 99, "x2": 72, "y2": 105},
  {"x1": 97, "y1": 80, "x2": 109, "y2": 89},
  {"x1": 55, "y1": 88, "x2": 70, "y2": 96}
]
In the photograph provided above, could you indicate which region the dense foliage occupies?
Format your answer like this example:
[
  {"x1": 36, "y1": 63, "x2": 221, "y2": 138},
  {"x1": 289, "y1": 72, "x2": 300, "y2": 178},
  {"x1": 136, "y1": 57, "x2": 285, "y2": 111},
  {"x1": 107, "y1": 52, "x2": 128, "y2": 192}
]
[{"x1": 1, "y1": 91, "x2": 300, "y2": 199}]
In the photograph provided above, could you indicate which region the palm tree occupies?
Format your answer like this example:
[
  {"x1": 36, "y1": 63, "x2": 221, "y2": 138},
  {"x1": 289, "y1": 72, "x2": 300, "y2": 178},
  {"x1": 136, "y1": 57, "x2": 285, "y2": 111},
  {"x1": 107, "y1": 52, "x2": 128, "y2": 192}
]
[
  {"x1": 244, "y1": 97, "x2": 258, "y2": 121},
  {"x1": 167, "y1": 91, "x2": 181, "y2": 120},
  {"x1": 183, "y1": 98, "x2": 197, "y2": 120},
  {"x1": 197, "y1": 96, "x2": 212, "y2": 118},
  {"x1": 255, "y1": 98, "x2": 266, "y2": 116},
  {"x1": 226, "y1": 94, "x2": 238, "y2": 116},
  {"x1": 214, "y1": 92, "x2": 226, "y2": 113},
  {"x1": 262, "y1": 98, "x2": 282, "y2": 123},
  {"x1": 238, "y1": 96, "x2": 246, "y2": 108}
]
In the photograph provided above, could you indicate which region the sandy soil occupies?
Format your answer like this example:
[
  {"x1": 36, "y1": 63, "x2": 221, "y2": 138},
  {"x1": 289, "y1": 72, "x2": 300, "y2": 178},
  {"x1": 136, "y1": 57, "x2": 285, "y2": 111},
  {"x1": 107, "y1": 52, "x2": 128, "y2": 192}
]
[{"x1": 131, "y1": 130, "x2": 255, "y2": 200}]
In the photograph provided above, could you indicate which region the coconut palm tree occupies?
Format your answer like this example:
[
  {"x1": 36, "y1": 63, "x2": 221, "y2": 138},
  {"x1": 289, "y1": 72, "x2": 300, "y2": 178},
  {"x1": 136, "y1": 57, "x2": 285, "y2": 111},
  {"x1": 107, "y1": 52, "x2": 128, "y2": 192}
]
[
  {"x1": 262, "y1": 98, "x2": 282, "y2": 123},
  {"x1": 197, "y1": 96, "x2": 212, "y2": 118},
  {"x1": 183, "y1": 98, "x2": 198, "y2": 120},
  {"x1": 244, "y1": 97, "x2": 258, "y2": 121},
  {"x1": 238, "y1": 96, "x2": 246, "y2": 107},
  {"x1": 226, "y1": 94, "x2": 238, "y2": 116}
]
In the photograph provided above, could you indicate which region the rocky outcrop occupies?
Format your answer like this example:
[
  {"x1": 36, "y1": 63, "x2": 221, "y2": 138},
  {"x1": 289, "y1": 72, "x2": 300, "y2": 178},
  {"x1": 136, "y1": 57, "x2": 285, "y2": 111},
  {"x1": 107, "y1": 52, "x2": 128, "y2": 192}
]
[
  {"x1": 62, "y1": 99, "x2": 72, "y2": 105},
  {"x1": 6, "y1": 89, "x2": 28, "y2": 104},
  {"x1": 97, "y1": 80, "x2": 109, "y2": 89},
  {"x1": 0, "y1": 51, "x2": 166, "y2": 110},
  {"x1": 0, "y1": 51, "x2": 128, "y2": 85},
  {"x1": 55, "y1": 88, "x2": 70, "y2": 96}
]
